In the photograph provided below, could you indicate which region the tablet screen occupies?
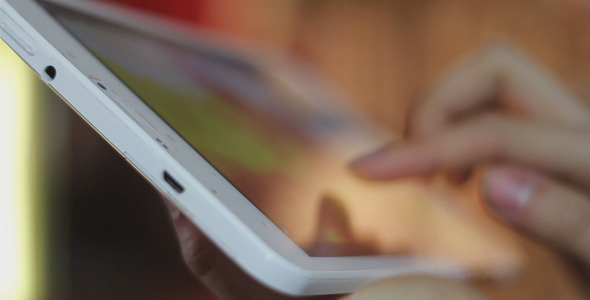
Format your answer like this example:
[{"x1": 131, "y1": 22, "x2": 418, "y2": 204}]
[{"x1": 40, "y1": 1, "x2": 523, "y2": 273}]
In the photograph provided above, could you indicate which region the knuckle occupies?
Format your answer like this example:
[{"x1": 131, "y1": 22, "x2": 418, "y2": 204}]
[
  {"x1": 179, "y1": 236, "x2": 199, "y2": 267},
  {"x1": 179, "y1": 232, "x2": 219, "y2": 278},
  {"x1": 479, "y1": 42, "x2": 517, "y2": 66}
]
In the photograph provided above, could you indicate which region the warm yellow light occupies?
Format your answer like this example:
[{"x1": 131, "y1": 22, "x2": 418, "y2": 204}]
[{"x1": 0, "y1": 42, "x2": 38, "y2": 299}]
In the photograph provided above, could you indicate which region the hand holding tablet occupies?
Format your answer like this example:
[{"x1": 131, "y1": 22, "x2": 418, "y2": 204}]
[
  {"x1": 163, "y1": 44, "x2": 590, "y2": 299},
  {"x1": 3, "y1": 0, "x2": 590, "y2": 296},
  {"x1": 2, "y1": 0, "x2": 470, "y2": 295}
]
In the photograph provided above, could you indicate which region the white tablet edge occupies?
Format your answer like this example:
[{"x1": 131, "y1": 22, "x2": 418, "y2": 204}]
[{"x1": 0, "y1": 0, "x2": 466, "y2": 295}]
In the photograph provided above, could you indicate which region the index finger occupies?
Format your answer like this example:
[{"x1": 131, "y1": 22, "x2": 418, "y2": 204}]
[{"x1": 354, "y1": 115, "x2": 590, "y2": 187}]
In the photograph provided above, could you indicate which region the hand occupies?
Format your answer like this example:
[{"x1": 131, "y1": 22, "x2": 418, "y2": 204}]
[
  {"x1": 162, "y1": 198, "x2": 340, "y2": 300},
  {"x1": 350, "y1": 44, "x2": 590, "y2": 295},
  {"x1": 163, "y1": 196, "x2": 491, "y2": 300},
  {"x1": 163, "y1": 44, "x2": 590, "y2": 299}
]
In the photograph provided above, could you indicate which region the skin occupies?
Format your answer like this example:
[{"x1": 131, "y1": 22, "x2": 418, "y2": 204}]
[
  {"x1": 162, "y1": 44, "x2": 590, "y2": 299},
  {"x1": 350, "y1": 44, "x2": 590, "y2": 297},
  {"x1": 165, "y1": 200, "x2": 487, "y2": 300}
]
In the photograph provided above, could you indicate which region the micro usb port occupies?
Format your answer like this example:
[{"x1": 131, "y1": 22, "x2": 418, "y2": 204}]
[{"x1": 163, "y1": 171, "x2": 184, "y2": 193}]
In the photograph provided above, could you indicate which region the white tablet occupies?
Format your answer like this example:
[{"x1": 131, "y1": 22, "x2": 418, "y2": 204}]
[{"x1": 0, "y1": 0, "x2": 474, "y2": 295}]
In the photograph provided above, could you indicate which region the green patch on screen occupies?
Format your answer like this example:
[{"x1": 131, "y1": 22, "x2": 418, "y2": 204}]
[{"x1": 100, "y1": 57, "x2": 300, "y2": 175}]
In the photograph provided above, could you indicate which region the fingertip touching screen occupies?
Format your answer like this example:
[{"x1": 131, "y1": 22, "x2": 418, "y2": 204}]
[{"x1": 39, "y1": 1, "x2": 524, "y2": 277}]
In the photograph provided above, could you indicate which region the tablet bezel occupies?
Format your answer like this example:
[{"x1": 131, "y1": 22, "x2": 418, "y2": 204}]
[{"x1": 0, "y1": 0, "x2": 463, "y2": 295}]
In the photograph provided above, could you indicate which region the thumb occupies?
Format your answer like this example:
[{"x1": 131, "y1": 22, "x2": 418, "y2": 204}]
[{"x1": 482, "y1": 165, "x2": 590, "y2": 266}]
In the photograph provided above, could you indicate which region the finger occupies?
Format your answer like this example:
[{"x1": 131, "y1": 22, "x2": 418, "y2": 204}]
[
  {"x1": 410, "y1": 44, "x2": 590, "y2": 137},
  {"x1": 352, "y1": 115, "x2": 590, "y2": 187},
  {"x1": 163, "y1": 198, "x2": 339, "y2": 299},
  {"x1": 445, "y1": 168, "x2": 473, "y2": 185},
  {"x1": 482, "y1": 165, "x2": 590, "y2": 266},
  {"x1": 345, "y1": 275, "x2": 487, "y2": 300},
  {"x1": 162, "y1": 197, "x2": 299, "y2": 300},
  {"x1": 163, "y1": 199, "x2": 214, "y2": 278}
]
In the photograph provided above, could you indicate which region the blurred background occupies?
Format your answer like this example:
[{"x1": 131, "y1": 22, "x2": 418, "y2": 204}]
[{"x1": 2, "y1": 0, "x2": 590, "y2": 299}]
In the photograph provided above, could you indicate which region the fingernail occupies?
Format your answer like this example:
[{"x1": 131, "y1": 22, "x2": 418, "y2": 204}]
[
  {"x1": 163, "y1": 198, "x2": 181, "y2": 221},
  {"x1": 349, "y1": 142, "x2": 396, "y2": 168},
  {"x1": 483, "y1": 166, "x2": 539, "y2": 221}
]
